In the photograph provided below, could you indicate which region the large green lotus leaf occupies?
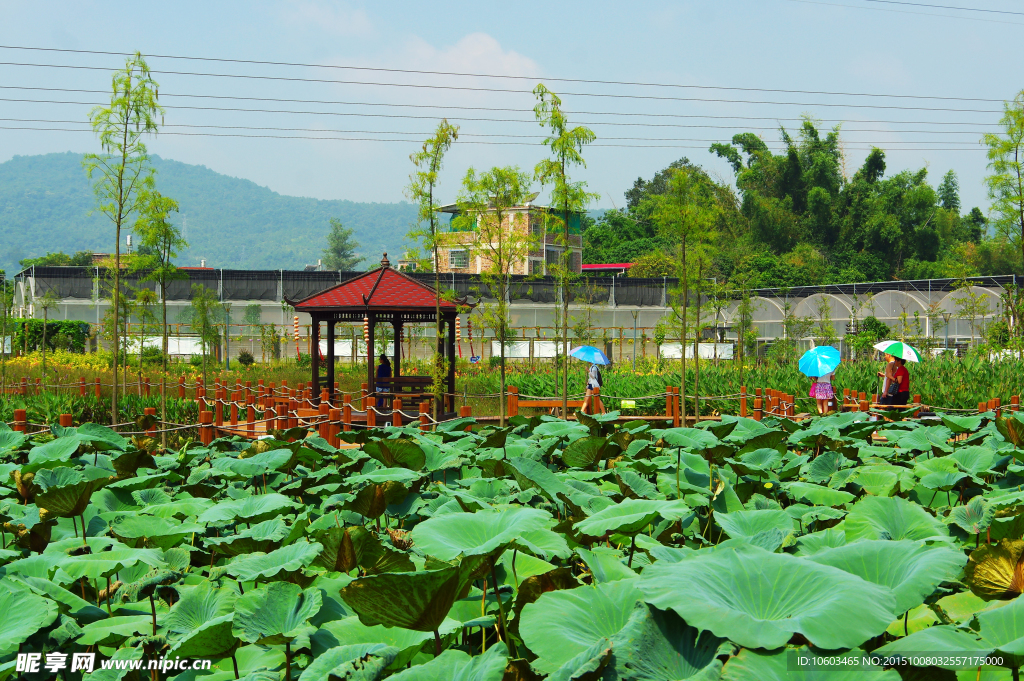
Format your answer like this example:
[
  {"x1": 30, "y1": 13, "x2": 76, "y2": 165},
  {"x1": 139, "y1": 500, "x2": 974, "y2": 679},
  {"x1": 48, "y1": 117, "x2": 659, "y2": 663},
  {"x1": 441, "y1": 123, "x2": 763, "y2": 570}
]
[
  {"x1": 715, "y1": 509, "x2": 795, "y2": 540},
  {"x1": 76, "y1": 422, "x2": 128, "y2": 451},
  {"x1": 213, "y1": 449, "x2": 293, "y2": 477},
  {"x1": 605, "y1": 602, "x2": 725, "y2": 681},
  {"x1": 660, "y1": 428, "x2": 720, "y2": 451},
  {"x1": 965, "y1": 539, "x2": 1024, "y2": 600},
  {"x1": 574, "y1": 499, "x2": 691, "y2": 538},
  {"x1": 313, "y1": 616, "x2": 462, "y2": 669},
  {"x1": 164, "y1": 581, "x2": 239, "y2": 636},
  {"x1": 975, "y1": 595, "x2": 1024, "y2": 668},
  {"x1": 346, "y1": 481, "x2": 410, "y2": 519},
  {"x1": 205, "y1": 518, "x2": 289, "y2": 556},
  {"x1": 735, "y1": 429, "x2": 786, "y2": 455},
  {"x1": 109, "y1": 515, "x2": 206, "y2": 549},
  {"x1": 519, "y1": 578, "x2": 642, "y2": 673},
  {"x1": 58, "y1": 548, "x2": 165, "y2": 580},
  {"x1": 941, "y1": 413, "x2": 985, "y2": 434},
  {"x1": 534, "y1": 421, "x2": 590, "y2": 439},
  {"x1": 167, "y1": 613, "x2": 238, "y2": 658},
  {"x1": 785, "y1": 481, "x2": 855, "y2": 507},
  {"x1": 849, "y1": 468, "x2": 899, "y2": 497},
  {"x1": 410, "y1": 506, "x2": 555, "y2": 561},
  {"x1": 313, "y1": 525, "x2": 414, "y2": 574},
  {"x1": 33, "y1": 466, "x2": 109, "y2": 518},
  {"x1": 77, "y1": 615, "x2": 154, "y2": 646},
  {"x1": 806, "y1": 540, "x2": 966, "y2": 614},
  {"x1": 196, "y1": 493, "x2": 296, "y2": 524},
  {"x1": 562, "y1": 436, "x2": 609, "y2": 468},
  {"x1": 364, "y1": 438, "x2": 425, "y2": 471},
  {"x1": 0, "y1": 430, "x2": 27, "y2": 453},
  {"x1": 637, "y1": 545, "x2": 896, "y2": 649},
  {"x1": 720, "y1": 646, "x2": 901, "y2": 680},
  {"x1": 845, "y1": 496, "x2": 951, "y2": 543},
  {"x1": 876, "y1": 626, "x2": 991, "y2": 670},
  {"x1": 0, "y1": 588, "x2": 59, "y2": 655},
  {"x1": 232, "y1": 582, "x2": 322, "y2": 645},
  {"x1": 505, "y1": 457, "x2": 571, "y2": 502},
  {"x1": 297, "y1": 643, "x2": 398, "y2": 681},
  {"x1": 223, "y1": 541, "x2": 323, "y2": 581},
  {"x1": 388, "y1": 642, "x2": 507, "y2": 681},
  {"x1": 898, "y1": 425, "x2": 953, "y2": 452},
  {"x1": 952, "y1": 446, "x2": 997, "y2": 475},
  {"x1": 996, "y1": 413, "x2": 1024, "y2": 447},
  {"x1": 920, "y1": 470, "x2": 971, "y2": 491},
  {"x1": 804, "y1": 451, "x2": 846, "y2": 483},
  {"x1": 577, "y1": 548, "x2": 638, "y2": 583},
  {"x1": 947, "y1": 496, "x2": 996, "y2": 535},
  {"x1": 3, "y1": 574, "x2": 105, "y2": 623},
  {"x1": 792, "y1": 528, "x2": 848, "y2": 556},
  {"x1": 26, "y1": 437, "x2": 82, "y2": 468},
  {"x1": 728, "y1": 448, "x2": 782, "y2": 476},
  {"x1": 340, "y1": 559, "x2": 484, "y2": 632}
]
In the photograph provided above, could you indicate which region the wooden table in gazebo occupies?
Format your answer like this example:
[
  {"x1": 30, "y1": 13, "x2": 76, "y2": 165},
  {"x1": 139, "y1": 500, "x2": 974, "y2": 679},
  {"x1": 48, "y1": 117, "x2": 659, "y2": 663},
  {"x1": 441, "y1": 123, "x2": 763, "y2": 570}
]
[{"x1": 288, "y1": 253, "x2": 470, "y2": 419}]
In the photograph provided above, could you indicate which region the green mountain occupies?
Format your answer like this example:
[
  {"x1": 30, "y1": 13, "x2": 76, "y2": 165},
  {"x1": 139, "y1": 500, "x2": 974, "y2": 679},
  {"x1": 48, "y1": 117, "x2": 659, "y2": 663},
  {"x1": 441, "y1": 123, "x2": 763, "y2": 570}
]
[{"x1": 0, "y1": 152, "x2": 417, "y2": 275}]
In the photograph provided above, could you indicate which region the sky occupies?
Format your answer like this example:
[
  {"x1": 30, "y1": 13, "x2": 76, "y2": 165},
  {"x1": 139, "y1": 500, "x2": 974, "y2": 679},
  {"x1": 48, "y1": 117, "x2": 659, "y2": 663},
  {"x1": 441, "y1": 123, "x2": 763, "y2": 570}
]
[{"x1": 0, "y1": 0, "x2": 1019, "y2": 213}]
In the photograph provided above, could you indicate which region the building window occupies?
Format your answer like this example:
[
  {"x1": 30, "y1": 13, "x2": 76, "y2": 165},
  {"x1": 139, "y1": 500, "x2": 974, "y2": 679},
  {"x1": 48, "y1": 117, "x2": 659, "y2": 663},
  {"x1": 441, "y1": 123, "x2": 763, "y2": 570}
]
[
  {"x1": 530, "y1": 212, "x2": 544, "y2": 237},
  {"x1": 449, "y1": 249, "x2": 469, "y2": 269},
  {"x1": 545, "y1": 247, "x2": 561, "y2": 266},
  {"x1": 530, "y1": 259, "x2": 544, "y2": 275}
]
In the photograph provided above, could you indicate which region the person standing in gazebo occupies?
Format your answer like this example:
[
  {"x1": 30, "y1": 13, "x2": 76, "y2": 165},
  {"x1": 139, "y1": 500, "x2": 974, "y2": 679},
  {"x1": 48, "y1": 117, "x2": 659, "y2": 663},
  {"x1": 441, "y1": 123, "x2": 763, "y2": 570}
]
[{"x1": 376, "y1": 354, "x2": 391, "y2": 408}]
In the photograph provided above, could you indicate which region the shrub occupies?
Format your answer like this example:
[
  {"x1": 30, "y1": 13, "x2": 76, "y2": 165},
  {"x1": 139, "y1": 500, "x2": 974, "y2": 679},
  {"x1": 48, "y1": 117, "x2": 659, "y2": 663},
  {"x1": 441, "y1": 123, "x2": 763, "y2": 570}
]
[
  {"x1": 237, "y1": 349, "x2": 255, "y2": 367},
  {"x1": 189, "y1": 354, "x2": 203, "y2": 367},
  {"x1": 296, "y1": 353, "x2": 312, "y2": 369}
]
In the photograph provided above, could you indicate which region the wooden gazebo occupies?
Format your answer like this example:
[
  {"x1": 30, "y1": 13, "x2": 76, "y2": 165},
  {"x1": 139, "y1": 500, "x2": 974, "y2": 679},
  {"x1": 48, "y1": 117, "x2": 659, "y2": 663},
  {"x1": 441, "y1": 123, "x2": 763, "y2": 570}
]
[{"x1": 288, "y1": 253, "x2": 469, "y2": 414}]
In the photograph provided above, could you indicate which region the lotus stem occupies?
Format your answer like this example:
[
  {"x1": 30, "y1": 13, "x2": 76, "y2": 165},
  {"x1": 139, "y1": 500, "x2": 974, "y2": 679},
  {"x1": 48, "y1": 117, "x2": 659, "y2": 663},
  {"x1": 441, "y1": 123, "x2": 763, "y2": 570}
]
[
  {"x1": 433, "y1": 629, "x2": 442, "y2": 657},
  {"x1": 489, "y1": 560, "x2": 516, "y2": 658},
  {"x1": 149, "y1": 594, "x2": 157, "y2": 635},
  {"x1": 511, "y1": 549, "x2": 519, "y2": 588},
  {"x1": 285, "y1": 641, "x2": 292, "y2": 681},
  {"x1": 105, "y1": 576, "x2": 112, "y2": 615},
  {"x1": 232, "y1": 654, "x2": 239, "y2": 679},
  {"x1": 627, "y1": 534, "x2": 637, "y2": 568}
]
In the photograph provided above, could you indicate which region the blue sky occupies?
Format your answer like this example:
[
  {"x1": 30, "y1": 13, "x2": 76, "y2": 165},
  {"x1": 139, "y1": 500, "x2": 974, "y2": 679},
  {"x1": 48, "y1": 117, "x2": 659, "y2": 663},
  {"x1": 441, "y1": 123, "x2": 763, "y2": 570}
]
[{"x1": 0, "y1": 0, "x2": 1018, "y2": 212}]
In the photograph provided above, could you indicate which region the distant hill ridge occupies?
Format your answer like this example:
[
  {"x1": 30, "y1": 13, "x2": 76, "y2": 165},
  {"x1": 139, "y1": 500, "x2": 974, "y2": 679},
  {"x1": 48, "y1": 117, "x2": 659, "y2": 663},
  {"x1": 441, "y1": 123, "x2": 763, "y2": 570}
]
[{"x1": 0, "y1": 152, "x2": 416, "y2": 275}]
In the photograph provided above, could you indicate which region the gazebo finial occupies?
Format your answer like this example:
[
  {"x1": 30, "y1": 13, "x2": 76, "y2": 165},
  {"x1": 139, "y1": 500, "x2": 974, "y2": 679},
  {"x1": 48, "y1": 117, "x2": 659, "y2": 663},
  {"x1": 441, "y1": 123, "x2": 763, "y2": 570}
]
[{"x1": 380, "y1": 252, "x2": 391, "y2": 268}]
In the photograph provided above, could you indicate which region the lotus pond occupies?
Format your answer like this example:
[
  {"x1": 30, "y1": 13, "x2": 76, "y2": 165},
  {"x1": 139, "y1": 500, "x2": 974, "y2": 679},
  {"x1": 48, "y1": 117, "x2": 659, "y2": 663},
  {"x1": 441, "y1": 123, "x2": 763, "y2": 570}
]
[{"x1": 4, "y1": 409, "x2": 1024, "y2": 680}]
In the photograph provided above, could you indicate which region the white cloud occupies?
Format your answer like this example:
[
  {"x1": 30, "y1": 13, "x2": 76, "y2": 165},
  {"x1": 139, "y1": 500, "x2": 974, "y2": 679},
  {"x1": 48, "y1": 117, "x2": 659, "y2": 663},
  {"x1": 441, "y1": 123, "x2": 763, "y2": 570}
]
[
  {"x1": 401, "y1": 32, "x2": 540, "y2": 78},
  {"x1": 285, "y1": 1, "x2": 375, "y2": 38}
]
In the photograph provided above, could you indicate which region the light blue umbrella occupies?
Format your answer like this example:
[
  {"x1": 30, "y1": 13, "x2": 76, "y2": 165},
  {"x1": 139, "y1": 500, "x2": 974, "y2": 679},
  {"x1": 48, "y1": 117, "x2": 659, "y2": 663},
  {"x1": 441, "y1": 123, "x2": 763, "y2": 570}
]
[
  {"x1": 798, "y1": 346, "x2": 841, "y2": 377},
  {"x1": 570, "y1": 345, "x2": 611, "y2": 365}
]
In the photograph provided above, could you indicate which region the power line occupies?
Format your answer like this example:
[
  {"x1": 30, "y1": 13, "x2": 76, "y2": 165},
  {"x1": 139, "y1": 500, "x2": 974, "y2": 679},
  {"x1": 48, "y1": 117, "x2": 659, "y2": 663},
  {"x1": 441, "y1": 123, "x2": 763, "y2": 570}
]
[
  {"x1": 0, "y1": 60, "x2": 1006, "y2": 113},
  {"x1": 862, "y1": 0, "x2": 1024, "y2": 16},
  {"x1": 0, "y1": 117, "x2": 988, "y2": 144},
  {"x1": 0, "y1": 85, "x2": 1000, "y2": 128},
  {"x1": 0, "y1": 43, "x2": 1009, "y2": 104},
  {"x1": 785, "y1": 0, "x2": 1024, "y2": 25},
  {"x1": 0, "y1": 124, "x2": 986, "y2": 151},
  {"x1": 0, "y1": 97, "x2": 998, "y2": 134}
]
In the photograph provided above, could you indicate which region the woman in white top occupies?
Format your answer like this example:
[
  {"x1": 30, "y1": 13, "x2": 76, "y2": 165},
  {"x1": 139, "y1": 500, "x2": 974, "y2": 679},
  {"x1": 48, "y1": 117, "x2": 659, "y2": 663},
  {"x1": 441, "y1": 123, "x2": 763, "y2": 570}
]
[
  {"x1": 814, "y1": 370, "x2": 835, "y2": 415},
  {"x1": 580, "y1": 363, "x2": 605, "y2": 415}
]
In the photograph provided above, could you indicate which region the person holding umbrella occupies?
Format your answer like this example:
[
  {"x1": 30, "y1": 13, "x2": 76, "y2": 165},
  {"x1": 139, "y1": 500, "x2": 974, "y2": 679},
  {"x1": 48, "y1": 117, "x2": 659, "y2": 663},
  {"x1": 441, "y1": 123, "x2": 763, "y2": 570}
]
[
  {"x1": 874, "y1": 341, "x2": 919, "y2": 405},
  {"x1": 799, "y1": 346, "x2": 841, "y2": 416},
  {"x1": 571, "y1": 345, "x2": 610, "y2": 415}
]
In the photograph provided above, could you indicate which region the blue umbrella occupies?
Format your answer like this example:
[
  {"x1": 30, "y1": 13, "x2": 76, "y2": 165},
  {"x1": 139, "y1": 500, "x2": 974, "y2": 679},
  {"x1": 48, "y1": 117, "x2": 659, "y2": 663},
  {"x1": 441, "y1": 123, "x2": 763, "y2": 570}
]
[
  {"x1": 570, "y1": 345, "x2": 611, "y2": 365},
  {"x1": 798, "y1": 346, "x2": 841, "y2": 377}
]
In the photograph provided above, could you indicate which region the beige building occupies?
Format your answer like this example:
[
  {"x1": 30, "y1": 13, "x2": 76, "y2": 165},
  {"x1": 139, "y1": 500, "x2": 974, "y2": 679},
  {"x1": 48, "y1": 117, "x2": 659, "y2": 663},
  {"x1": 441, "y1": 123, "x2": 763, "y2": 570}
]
[{"x1": 436, "y1": 199, "x2": 583, "y2": 276}]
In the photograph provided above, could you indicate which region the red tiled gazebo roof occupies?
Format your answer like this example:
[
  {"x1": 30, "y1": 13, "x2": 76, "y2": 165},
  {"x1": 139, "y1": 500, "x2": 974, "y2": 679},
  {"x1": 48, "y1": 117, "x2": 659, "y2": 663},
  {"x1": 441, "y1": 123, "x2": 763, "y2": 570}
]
[{"x1": 289, "y1": 256, "x2": 462, "y2": 311}]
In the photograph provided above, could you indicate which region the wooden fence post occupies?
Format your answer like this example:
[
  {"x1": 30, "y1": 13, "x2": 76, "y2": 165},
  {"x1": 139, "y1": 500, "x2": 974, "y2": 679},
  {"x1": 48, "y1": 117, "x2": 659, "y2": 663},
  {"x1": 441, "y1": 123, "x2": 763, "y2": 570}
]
[
  {"x1": 343, "y1": 394, "x2": 352, "y2": 432},
  {"x1": 328, "y1": 408, "x2": 341, "y2": 447},
  {"x1": 95, "y1": 378, "x2": 102, "y2": 400},
  {"x1": 318, "y1": 390, "x2": 330, "y2": 440},
  {"x1": 59, "y1": 413, "x2": 73, "y2": 428},
  {"x1": 144, "y1": 407, "x2": 157, "y2": 436},
  {"x1": 860, "y1": 399, "x2": 869, "y2": 412},
  {"x1": 199, "y1": 410, "x2": 213, "y2": 445},
  {"x1": 665, "y1": 387, "x2": 673, "y2": 422},
  {"x1": 674, "y1": 388, "x2": 681, "y2": 428},
  {"x1": 1012, "y1": 395, "x2": 1020, "y2": 412},
  {"x1": 367, "y1": 401, "x2": 376, "y2": 428},
  {"x1": 12, "y1": 409, "x2": 26, "y2": 432},
  {"x1": 393, "y1": 398, "x2": 403, "y2": 428},
  {"x1": 419, "y1": 401, "x2": 430, "y2": 431},
  {"x1": 215, "y1": 392, "x2": 224, "y2": 430},
  {"x1": 739, "y1": 386, "x2": 747, "y2": 418},
  {"x1": 79, "y1": 377, "x2": 86, "y2": 397},
  {"x1": 753, "y1": 398, "x2": 762, "y2": 421},
  {"x1": 288, "y1": 398, "x2": 298, "y2": 430},
  {"x1": 460, "y1": 405, "x2": 473, "y2": 431},
  {"x1": 361, "y1": 383, "x2": 368, "y2": 411},
  {"x1": 178, "y1": 376, "x2": 186, "y2": 399}
]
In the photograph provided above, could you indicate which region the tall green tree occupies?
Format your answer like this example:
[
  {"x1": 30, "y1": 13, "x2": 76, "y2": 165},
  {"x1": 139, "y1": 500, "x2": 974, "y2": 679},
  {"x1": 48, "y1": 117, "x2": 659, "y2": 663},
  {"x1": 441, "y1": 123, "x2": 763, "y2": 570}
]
[
  {"x1": 83, "y1": 52, "x2": 162, "y2": 425},
  {"x1": 188, "y1": 284, "x2": 223, "y2": 391},
  {"x1": 136, "y1": 190, "x2": 186, "y2": 442},
  {"x1": 983, "y1": 90, "x2": 1024, "y2": 273},
  {"x1": 654, "y1": 167, "x2": 719, "y2": 422},
  {"x1": 533, "y1": 85, "x2": 599, "y2": 417},
  {"x1": 321, "y1": 218, "x2": 365, "y2": 271},
  {"x1": 406, "y1": 120, "x2": 459, "y2": 423},
  {"x1": 456, "y1": 166, "x2": 534, "y2": 426}
]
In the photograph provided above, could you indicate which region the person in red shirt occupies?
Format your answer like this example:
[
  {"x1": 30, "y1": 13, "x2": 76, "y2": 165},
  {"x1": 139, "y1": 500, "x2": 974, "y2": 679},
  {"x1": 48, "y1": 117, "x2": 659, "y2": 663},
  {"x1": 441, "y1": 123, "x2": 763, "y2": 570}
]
[{"x1": 881, "y1": 358, "x2": 910, "y2": 405}]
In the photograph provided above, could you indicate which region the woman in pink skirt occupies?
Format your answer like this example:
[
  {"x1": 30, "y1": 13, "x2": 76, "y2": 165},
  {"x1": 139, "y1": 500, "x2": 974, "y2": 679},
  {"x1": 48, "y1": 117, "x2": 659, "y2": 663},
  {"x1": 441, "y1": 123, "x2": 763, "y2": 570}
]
[{"x1": 813, "y1": 370, "x2": 835, "y2": 415}]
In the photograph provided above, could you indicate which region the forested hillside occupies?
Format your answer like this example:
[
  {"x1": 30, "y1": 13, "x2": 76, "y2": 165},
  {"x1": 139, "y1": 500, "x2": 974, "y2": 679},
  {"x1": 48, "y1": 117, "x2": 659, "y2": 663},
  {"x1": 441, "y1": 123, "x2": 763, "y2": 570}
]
[
  {"x1": 585, "y1": 121, "x2": 1022, "y2": 287},
  {"x1": 0, "y1": 152, "x2": 416, "y2": 275}
]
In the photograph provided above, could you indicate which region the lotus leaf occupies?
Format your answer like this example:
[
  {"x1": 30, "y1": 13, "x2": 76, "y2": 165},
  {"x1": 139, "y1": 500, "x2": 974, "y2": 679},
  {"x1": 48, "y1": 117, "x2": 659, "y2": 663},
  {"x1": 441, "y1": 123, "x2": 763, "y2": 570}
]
[
  {"x1": 947, "y1": 496, "x2": 996, "y2": 535},
  {"x1": 875, "y1": 625, "x2": 990, "y2": 670},
  {"x1": 387, "y1": 642, "x2": 508, "y2": 681},
  {"x1": 844, "y1": 495, "x2": 951, "y2": 543},
  {"x1": 313, "y1": 616, "x2": 461, "y2": 668},
  {"x1": 575, "y1": 499, "x2": 691, "y2": 538},
  {"x1": 715, "y1": 509, "x2": 795, "y2": 540},
  {"x1": 411, "y1": 506, "x2": 562, "y2": 561},
  {"x1": 222, "y1": 541, "x2": 323, "y2": 581},
  {"x1": 205, "y1": 518, "x2": 289, "y2": 556},
  {"x1": 77, "y1": 615, "x2": 154, "y2": 646},
  {"x1": 785, "y1": 481, "x2": 855, "y2": 507},
  {"x1": 562, "y1": 436, "x2": 610, "y2": 468},
  {"x1": 57, "y1": 548, "x2": 165, "y2": 580},
  {"x1": 604, "y1": 602, "x2": 725, "y2": 681},
  {"x1": 806, "y1": 540, "x2": 966, "y2": 614},
  {"x1": 196, "y1": 492, "x2": 296, "y2": 524},
  {"x1": 965, "y1": 539, "x2": 1024, "y2": 599},
  {"x1": 577, "y1": 547, "x2": 638, "y2": 583},
  {"x1": 519, "y1": 578, "x2": 642, "y2": 673},
  {"x1": 0, "y1": 588, "x2": 59, "y2": 655},
  {"x1": 232, "y1": 581, "x2": 321, "y2": 646},
  {"x1": 297, "y1": 643, "x2": 398, "y2": 681},
  {"x1": 638, "y1": 545, "x2": 896, "y2": 649},
  {"x1": 364, "y1": 438, "x2": 426, "y2": 471},
  {"x1": 720, "y1": 646, "x2": 900, "y2": 680},
  {"x1": 33, "y1": 466, "x2": 109, "y2": 518}
]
